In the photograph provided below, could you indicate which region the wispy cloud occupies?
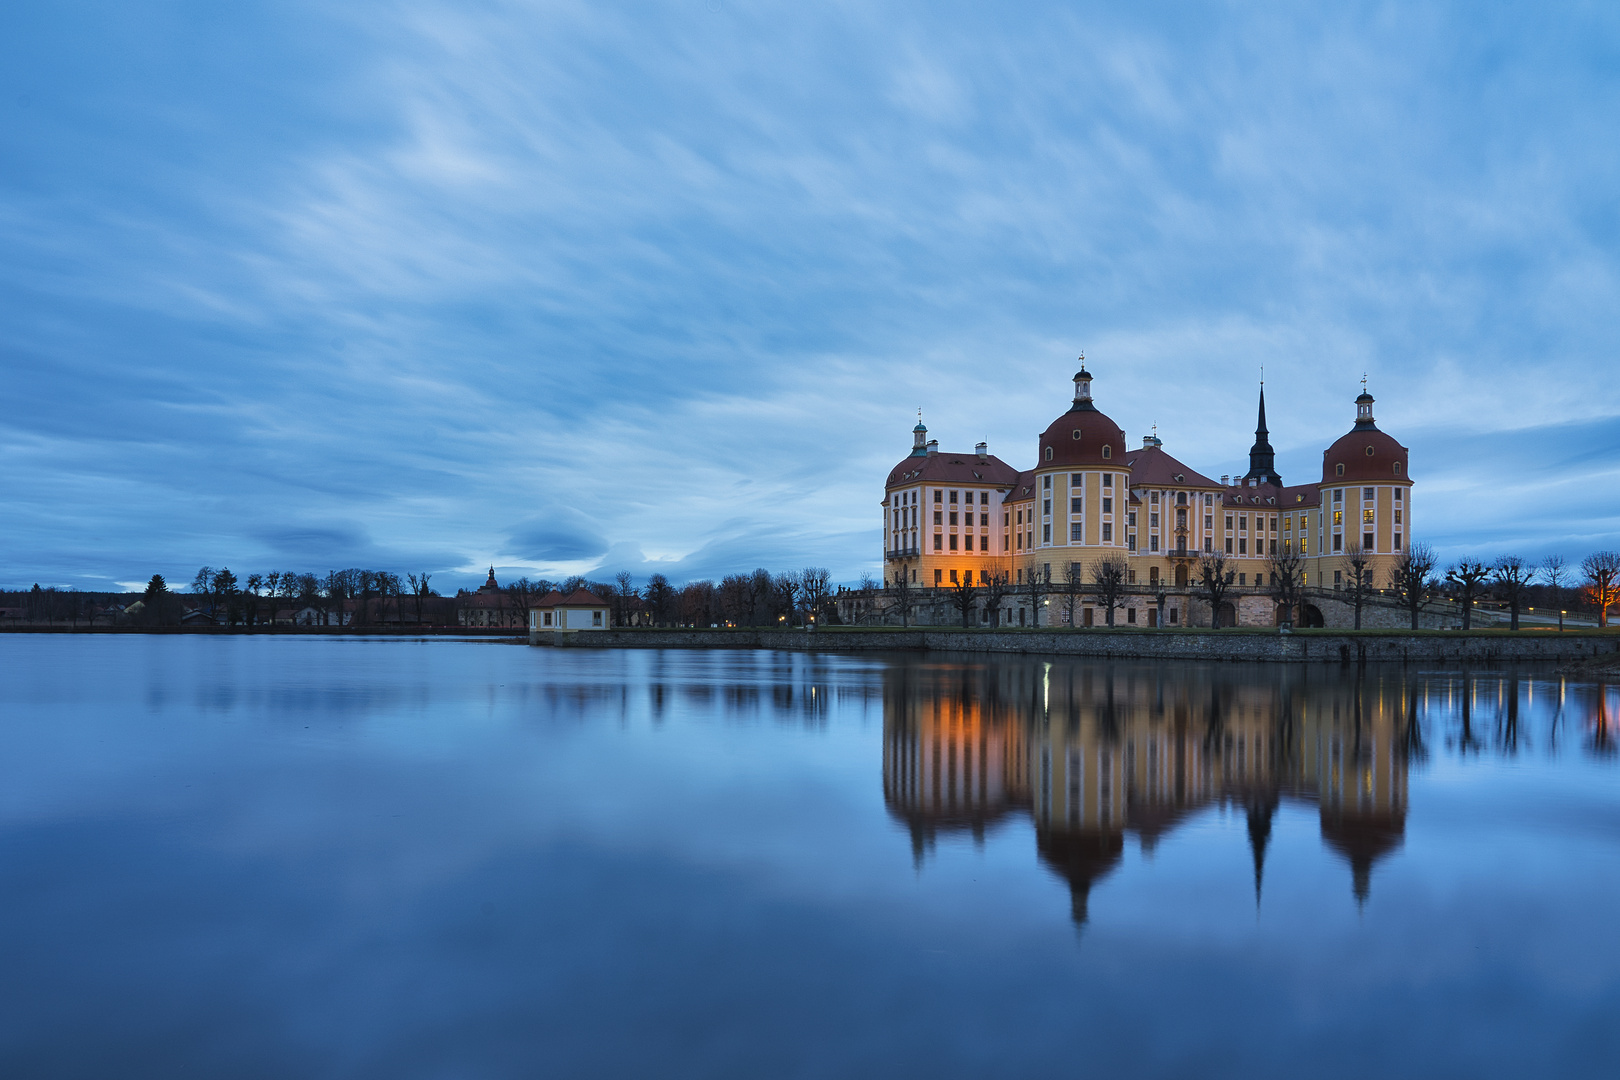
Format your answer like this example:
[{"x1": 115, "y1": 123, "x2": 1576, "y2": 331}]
[{"x1": 3, "y1": 0, "x2": 1619, "y2": 590}]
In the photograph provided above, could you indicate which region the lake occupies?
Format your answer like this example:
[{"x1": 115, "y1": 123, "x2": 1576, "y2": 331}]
[{"x1": 0, "y1": 636, "x2": 1616, "y2": 1078}]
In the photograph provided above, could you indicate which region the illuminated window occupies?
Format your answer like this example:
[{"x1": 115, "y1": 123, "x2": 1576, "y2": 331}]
[
  {"x1": 1363, "y1": 509, "x2": 1374, "y2": 523},
  {"x1": 1333, "y1": 510, "x2": 1343, "y2": 526}
]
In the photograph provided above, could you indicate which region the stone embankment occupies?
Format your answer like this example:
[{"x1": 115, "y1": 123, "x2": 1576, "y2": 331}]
[{"x1": 534, "y1": 627, "x2": 1620, "y2": 665}]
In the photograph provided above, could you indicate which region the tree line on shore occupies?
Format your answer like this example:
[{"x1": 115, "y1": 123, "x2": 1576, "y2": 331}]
[
  {"x1": 877, "y1": 543, "x2": 1620, "y2": 630},
  {"x1": 4, "y1": 547, "x2": 1615, "y2": 631}
]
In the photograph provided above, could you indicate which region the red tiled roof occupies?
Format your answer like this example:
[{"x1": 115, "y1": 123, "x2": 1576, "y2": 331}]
[
  {"x1": 1037, "y1": 405, "x2": 1128, "y2": 468},
  {"x1": 1218, "y1": 483, "x2": 1320, "y2": 508},
  {"x1": 886, "y1": 452, "x2": 1021, "y2": 490},
  {"x1": 1122, "y1": 445, "x2": 1220, "y2": 488},
  {"x1": 1322, "y1": 427, "x2": 1410, "y2": 484}
]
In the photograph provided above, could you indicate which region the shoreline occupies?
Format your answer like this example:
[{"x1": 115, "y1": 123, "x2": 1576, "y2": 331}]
[{"x1": 533, "y1": 626, "x2": 1620, "y2": 665}]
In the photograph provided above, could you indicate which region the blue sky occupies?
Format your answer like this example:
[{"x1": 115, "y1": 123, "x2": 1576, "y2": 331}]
[{"x1": 3, "y1": 1, "x2": 1619, "y2": 592}]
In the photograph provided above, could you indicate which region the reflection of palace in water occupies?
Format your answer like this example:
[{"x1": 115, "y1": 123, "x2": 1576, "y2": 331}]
[{"x1": 883, "y1": 662, "x2": 1422, "y2": 924}]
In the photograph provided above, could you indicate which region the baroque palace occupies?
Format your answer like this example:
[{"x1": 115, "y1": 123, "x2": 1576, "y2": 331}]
[{"x1": 883, "y1": 364, "x2": 1412, "y2": 627}]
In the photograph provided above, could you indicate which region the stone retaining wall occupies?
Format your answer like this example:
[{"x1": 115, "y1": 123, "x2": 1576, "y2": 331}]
[{"x1": 534, "y1": 628, "x2": 1620, "y2": 664}]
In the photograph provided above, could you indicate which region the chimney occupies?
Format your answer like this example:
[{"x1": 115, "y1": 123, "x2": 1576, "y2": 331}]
[
  {"x1": 1221, "y1": 474, "x2": 1230, "y2": 486},
  {"x1": 975, "y1": 441, "x2": 987, "y2": 461},
  {"x1": 927, "y1": 439, "x2": 938, "y2": 454}
]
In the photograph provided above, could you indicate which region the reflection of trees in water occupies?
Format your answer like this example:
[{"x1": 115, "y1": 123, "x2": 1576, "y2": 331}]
[{"x1": 882, "y1": 661, "x2": 1617, "y2": 929}]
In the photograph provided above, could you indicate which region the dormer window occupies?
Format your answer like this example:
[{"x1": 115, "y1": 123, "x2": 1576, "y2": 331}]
[
  {"x1": 1101, "y1": 445, "x2": 1112, "y2": 459},
  {"x1": 1071, "y1": 429, "x2": 1082, "y2": 440},
  {"x1": 1045, "y1": 446, "x2": 1054, "y2": 461},
  {"x1": 1393, "y1": 461, "x2": 1402, "y2": 475},
  {"x1": 1365, "y1": 446, "x2": 1375, "y2": 456},
  {"x1": 1335, "y1": 463, "x2": 1345, "y2": 476}
]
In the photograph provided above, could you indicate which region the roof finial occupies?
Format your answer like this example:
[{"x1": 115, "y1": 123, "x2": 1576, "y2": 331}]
[
  {"x1": 1361, "y1": 372, "x2": 1367, "y2": 391},
  {"x1": 1260, "y1": 363, "x2": 1264, "y2": 389}
]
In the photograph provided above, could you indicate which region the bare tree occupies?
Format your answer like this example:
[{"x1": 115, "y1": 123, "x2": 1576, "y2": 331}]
[
  {"x1": 1343, "y1": 541, "x2": 1372, "y2": 630},
  {"x1": 1492, "y1": 556, "x2": 1532, "y2": 631},
  {"x1": 891, "y1": 567, "x2": 916, "y2": 627},
  {"x1": 407, "y1": 573, "x2": 433, "y2": 626},
  {"x1": 1267, "y1": 546, "x2": 1306, "y2": 628},
  {"x1": 801, "y1": 567, "x2": 832, "y2": 624},
  {"x1": 1090, "y1": 554, "x2": 1129, "y2": 627},
  {"x1": 1021, "y1": 564, "x2": 1049, "y2": 627},
  {"x1": 1542, "y1": 556, "x2": 1567, "y2": 631},
  {"x1": 613, "y1": 571, "x2": 637, "y2": 627},
  {"x1": 1197, "y1": 552, "x2": 1235, "y2": 628},
  {"x1": 1390, "y1": 543, "x2": 1438, "y2": 631},
  {"x1": 646, "y1": 573, "x2": 675, "y2": 627},
  {"x1": 1582, "y1": 550, "x2": 1620, "y2": 628},
  {"x1": 1445, "y1": 560, "x2": 1491, "y2": 630},
  {"x1": 774, "y1": 572, "x2": 802, "y2": 627},
  {"x1": 1061, "y1": 561, "x2": 1085, "y2": 627},
  {"x1": 947, "y1": 573, "x2": 979, "y2": 627},
  {"x1": 980, "y1": 568, "x2": 1011, "y2": 627}
]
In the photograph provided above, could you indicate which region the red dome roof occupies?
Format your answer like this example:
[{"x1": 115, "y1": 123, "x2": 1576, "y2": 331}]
[
  {"x1": 1038, "y1": 405, "x2": 1127, "y2": 468},
  {"x1": 1321, "y1": 427, "x2": 1409, "y2": 484}
]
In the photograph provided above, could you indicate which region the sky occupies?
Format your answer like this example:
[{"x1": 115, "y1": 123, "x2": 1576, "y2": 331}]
[{"x1": 3, "y1": 1, "x2": 1619, "y2": 593}]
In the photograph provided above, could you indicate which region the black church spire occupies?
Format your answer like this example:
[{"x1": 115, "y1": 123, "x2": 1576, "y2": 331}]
[{"x1": 1243, "y1": 385, "x2": 1282, "y2": 485}]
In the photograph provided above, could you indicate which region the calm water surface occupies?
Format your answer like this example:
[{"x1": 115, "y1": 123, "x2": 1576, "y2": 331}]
[{"x1": 1, "y1": 636, "x2": 1617, "y2": 1078}]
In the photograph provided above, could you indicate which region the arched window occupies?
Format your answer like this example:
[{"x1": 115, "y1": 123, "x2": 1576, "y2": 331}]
[
  {"x1": 1101, "y1": 445, "x2": 1112, "y2": 459},
  {"x1": 1044, "y1": 446, "x2": 1054, "y2": 461},
  {"x1": 1393, "y1": 461, "x2": 1402, "y2": 475},
  {"x1": 1335, "y1": 463, "x2": 1345, "y2": 476}
]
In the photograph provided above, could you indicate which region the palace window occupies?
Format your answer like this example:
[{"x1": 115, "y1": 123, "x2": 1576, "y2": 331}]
[
  {"x1": 1239, "y1": 574, "x2": 1246, "y2": 586},
  {"x1": 934, "y1": 511, "x2": 943, "y2": 525},
  {"x1": 1043, "y1": 524, "x2": 1052, "y2": 543},
  {"x1": 1103, "y1": 497, "x2": 1113, "y2": 513},
  {"x1": 1225, "y1": 538, "x2": 1233, "y2": 554},
  {"x1": 1363, "y1": 509, "x2": 1374, "y2": 523},
  {"x1": 1204, "y1": 493, "x2": 1213, "y2": 506},
  {"x1": 1102, "y1": 446, "x2": 1112, "y2": 459},
  {"x1": 950, "y1": 569, "x2": 958, "y2": 583},
  {"x1": 1016, "y1": 510, "x2": 1023, "y2": 525},
  {"x1": 1150, "y1": 513, "x2": 1159, "y2": 528},
  {"x1": 1071, "y1": 523, "x2": 1083, "y2": 541},
  {"x1": 949, "y1": 512, "x2": 957, "y2": 526},
  {"x1": 1363, "y1": 488, "x2": 1374, "y2": 501},
  {"x1": 980, "y1": 491, "x2": 989, "y2": 504},
  {"x1": 1394, "y1": 461, "x2": 1403, "y2": 475},
  {"x1": 1071, "y1": 497, "x2": 1082, "y2": 513},
  {"x1": 1043, "y1": 499, "x2": 1052, "y2": 516},
  {"x1": 1204, "y1": 538, "x2": 1213, "y2": 553},
  {"x1": 980, "y1": 513, "x2": 989, "y2": 527},
  {"x1": 1239, "y1": 516, "x2": 1248, "y2": 531},
  {"x1": 1333, "y1": 510, "x2": 1343, "y2": 526},
  {"x1": 935, "y1": 569, "x2": 943, "y2": 584},
  {"x1": 934, "y1": 535, "x2": 943, "y2": 551},
  {"x1": 1335, "y1": 463, "x2": 1345, "y2": 476},
  {"x1": 1071, "y1": 473, "x2": 1083, "y2": 486},
  {"x1": 1364, "y1": 532, "x2": 1374, "y2": 550},
  {"x1": 1150, "y1": 536, "x2": 1159, "y2": 552},
  {"x1": 1394, "y1": 533, "x2": 1402, "y2": 550},
  {"x1": 1394, "y1": 488, "x2": 1403, "y2": 501},
  {"x1": 1102, "y1": 523, "x2": 1112, "y2": 542},
  {"x1": 1129, "y1": 512, "x2": 1137, "y2": 526},
  {"x1": 1043, "y1": 476, "x2": 1052, "y2": 489},
  {"x1": 1334, "y1": 489, "x2": 1343, "y2": 502},
  {"x1": 934, "y1": 490, "x2": 942, "y2": 503},
  {"x1": 1150, "y1": 491, "x2": 1159, "y2": 504},
  {"x1": 1045, "y1": 447, "x2": 1054, "y2": 460},
  {"x1": 949, "y1": 490, "x2": 958, "y2": 504},
  {"x1": 1333, "y1": 534, "x2": 1342, "y2": 552},
  {"x1": 1394, "y1": 510, "x2": 1402, "y2": 525},
  {"x1": 949, "y1": 535, "x2": 958, "y2": 551},
  {"x1": 1127, "y1": 535, "x2": 1136, "y2": 551},
  {"x1": 1225, "y1": 515, "x2": 1233, "y2": 530},
  {"x1": 1004, "y1": 512, "x2": 1010, "y2": 526},
  {"x1": 1177, "y1": 492, "x2": 1188, "y2": 506},
  {"x1": 1205, "y1": 515, "x2": 1212, "y2": 530},
  {"x1": 1238, "y1": 538, "x2": 1247, "y2": 554},
  {"x1": 1103, "y1": 474, "x2": 1113, "y2": 488}
]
